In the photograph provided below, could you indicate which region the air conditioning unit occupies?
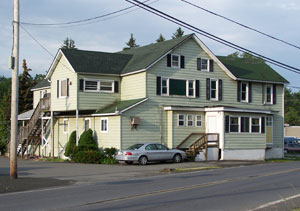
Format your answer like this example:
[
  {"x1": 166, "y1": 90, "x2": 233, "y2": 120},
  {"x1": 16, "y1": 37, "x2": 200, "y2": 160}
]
[{"x1": 130, "y1": 117, "x2": 141, "y2": 130}]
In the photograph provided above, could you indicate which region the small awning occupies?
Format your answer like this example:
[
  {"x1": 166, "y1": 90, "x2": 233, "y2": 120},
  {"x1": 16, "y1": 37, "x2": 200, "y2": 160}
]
[{"x1": 18, "y1": 109, "x2": 34, "y2": 121}]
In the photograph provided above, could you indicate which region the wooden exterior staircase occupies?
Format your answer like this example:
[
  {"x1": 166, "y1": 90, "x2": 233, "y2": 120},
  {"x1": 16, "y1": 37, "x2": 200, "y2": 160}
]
[
  {"x1": 17, "y1": 93, "x2": 51, "y2": 157},
  {"x1": 176, "y1": 133, "x2": 219, "y2": 160}
]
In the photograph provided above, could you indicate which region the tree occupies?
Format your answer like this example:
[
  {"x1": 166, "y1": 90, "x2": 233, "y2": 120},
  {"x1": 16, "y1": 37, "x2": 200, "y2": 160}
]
[
  {"x1": 156, "y1": 33, "x2": 165, "y2": 43},
  {"x1": 34, "y1": 74, "x2": 45, "y2": 83},
  {"x1": 62, "y1": 37, "x2": 77, "y2": 49},
  {"x1": 19, "y1": 59, "x2": 36, "y2": 113},
  {"x1": 172, "y1": 27, "x2": 184, "y2": 39},
  {"x1": 0, "y1": 91, "x2": 11, "y2": 144},
  {"x1": 285, "y1": 88, "x2": 300, "y2": 125},
  {"x1": 226, "y1": 51, "x2": 264, "y2": 63},
  {"x1": 123, "y1": 34, "x2": 139, "y2": 50}
]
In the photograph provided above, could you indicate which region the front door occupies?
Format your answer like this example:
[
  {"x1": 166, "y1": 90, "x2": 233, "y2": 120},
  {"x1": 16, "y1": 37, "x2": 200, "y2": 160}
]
[
  {"x1": 206, "y1": 115, "x2": 218, "y2": 141},
  {"x1": 266, "y1": 116, "x2": 273, "y2": 144}
]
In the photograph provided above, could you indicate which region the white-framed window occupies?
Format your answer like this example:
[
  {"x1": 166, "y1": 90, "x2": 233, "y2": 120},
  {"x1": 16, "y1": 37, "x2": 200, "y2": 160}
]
[
  {"x1": 84, "y1": 79, "x2": 99, "y2": 92},
  {"x1": 229, "y1": 117, "x2": 239, "y2": 133},
  {"x1": 100, "y1": 118, "x2": 108, "y2": 133},
  {"x1": 201, "y1": 58, "x2": 209, "y2": 71},
  {"x1": 63, "y1": 119, "x2": 69, "y2": 133},
  {"x1": 59, "y1": 79, "x2": 68, "y2": 98},
  {"x1": 84, "y1": 118, "x2": 91, "y2": 131},
  {"x1": 186, "y1": 80, "x2": 195, "y2": 98},
  {"x1": 266, "y1": 116, "x2": 273, "y2": 126},
  {"x1": 241, "y1": 82, "x2": 248, "y2": 102},
  {"x1": 178, "y1": 114, "x2": 185, "y2": 127},
  {"x1": 240, "y1": 117, "x2": 250, "y2": 133},
  {"x1": 100, "y1": 81, "x2": 114, "y2": 93},
  {"x1": 187, "y1": 114, "x2": 194, "y2": 127},
  {"x1": 266, "y1": 84, "x2": 273, "y2": 104},
  {"x1": 195, "y1": 115, "x2": 202, "y2": 127},
  {"x1": 161, "y1": 78, "x2": 169, "y2": 96},
  {"x1": 210, "y1": 79, "x2": 218, "y2": 100},
  {"x1": 40, "y1": 90, "x2": 47, "y2": 99},
  {"x1": 251, "y1": 117, "x2": 260, "y2": 133},
  {"x1": 171, "y1": 54, "x2": 180, "y2": 68}
]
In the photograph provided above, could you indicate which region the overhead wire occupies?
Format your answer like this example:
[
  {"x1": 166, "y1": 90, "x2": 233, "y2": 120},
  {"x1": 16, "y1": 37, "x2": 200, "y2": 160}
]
[
  {"x1": 126, "y1": 0, "x2": 300, "y2": 75},
  {"x1": 181, "y1": 0, "x2": 300, "y2": 51}
]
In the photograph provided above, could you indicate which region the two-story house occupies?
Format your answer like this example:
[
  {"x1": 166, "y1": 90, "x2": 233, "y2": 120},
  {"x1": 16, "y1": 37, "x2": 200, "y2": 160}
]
[{"x1": 18, "y1": 34, "x2": 288, "y2": 160}]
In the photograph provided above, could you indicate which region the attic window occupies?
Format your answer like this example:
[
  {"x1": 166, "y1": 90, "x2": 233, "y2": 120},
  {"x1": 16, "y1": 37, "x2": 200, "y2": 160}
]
[{"x1": 171, "y1": 54, "x2": 180, "y2": 68}]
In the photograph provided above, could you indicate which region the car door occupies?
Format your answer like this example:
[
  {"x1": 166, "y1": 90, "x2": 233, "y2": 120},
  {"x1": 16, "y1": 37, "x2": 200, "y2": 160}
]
[
  {"x1": 144, "y1": 144, "x2": 159, "y2": 161},
  {"x1": 155, "y1": 144, "x2": 173, "y2": 160}
]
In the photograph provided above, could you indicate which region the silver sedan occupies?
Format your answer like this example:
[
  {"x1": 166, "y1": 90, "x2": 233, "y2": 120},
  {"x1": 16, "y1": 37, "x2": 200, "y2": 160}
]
[{"x1": 115, "y1": 143, "x2": 187, "y2": 165}]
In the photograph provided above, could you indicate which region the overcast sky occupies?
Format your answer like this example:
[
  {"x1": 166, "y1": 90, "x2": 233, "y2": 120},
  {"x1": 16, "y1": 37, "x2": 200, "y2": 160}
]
[{"x1": 0, "y1": 0, "x2": 299, "y2": 88}]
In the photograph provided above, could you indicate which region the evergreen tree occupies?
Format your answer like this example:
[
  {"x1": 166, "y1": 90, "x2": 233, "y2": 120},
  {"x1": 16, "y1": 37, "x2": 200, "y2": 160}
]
[
  {"x1": 19, "y1": 59, "x2": 36, "y2": 113},
  {"x1": 123, "y1": 34, "x2": 139, "y2": 50},
  {"x1": 156, "y1": 33, "x2": 166, "y2": 43},
  {"x1": 172, "y1": 27, "x2": 184, "y2": 39},
  {"x1": 0, "y1": 91, "x2": 11, "y2": 144},
  {"x1": 62, "y1": 37, "x2": 77, "y2": 49},
  {"x1": 34, "y1": 74, "x2": 45, "y2": 83},
  {"x1": 285, "y1": 88, "x2": 300, "y2": 125}
]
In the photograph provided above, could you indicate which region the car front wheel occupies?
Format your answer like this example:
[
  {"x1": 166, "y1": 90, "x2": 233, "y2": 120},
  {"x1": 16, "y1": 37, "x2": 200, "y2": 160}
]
[
  {"x1": 139, "y1": 156, "x2": 148, "y2": 165},
  {"x1": 173, "y1": 154, "x2": 182, "y2": 163}
]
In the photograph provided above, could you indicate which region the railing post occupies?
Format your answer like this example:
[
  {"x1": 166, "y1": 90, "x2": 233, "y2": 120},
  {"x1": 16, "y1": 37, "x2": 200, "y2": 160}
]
[{"x1": 205, "y1": 135, "x2": 208, "y2": 161}]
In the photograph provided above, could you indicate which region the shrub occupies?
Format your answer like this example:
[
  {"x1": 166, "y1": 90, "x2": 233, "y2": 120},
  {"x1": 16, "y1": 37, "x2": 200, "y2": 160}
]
[
  {"x1": 101, "y1": 157, "x2": 118, "y2": 165},
  {"x1": 72, "y1": 150, "x2": 104, "y2": 164},
  {"x1": 78, "y1": 129, "x2": 97, "y2": 151},
  {"x1": 104, "y1": 147, "x2": 117, "y2": 158},
  {"x1": 0, "y1": 141, "x2": 6, "y2": 154},
  {"x1": 64, "y1": 131, "x2": 77, "y2": 158}
]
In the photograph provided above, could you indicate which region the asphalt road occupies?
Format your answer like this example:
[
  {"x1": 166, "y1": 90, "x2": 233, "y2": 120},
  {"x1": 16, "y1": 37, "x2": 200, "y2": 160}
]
[{"x1": 1, "y1": 161, "x2": 300, "y2": 211}]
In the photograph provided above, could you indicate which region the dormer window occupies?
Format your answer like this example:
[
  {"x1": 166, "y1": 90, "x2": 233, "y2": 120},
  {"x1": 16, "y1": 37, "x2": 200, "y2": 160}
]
[{"x1": 171, "y1": 54, "x2": 180, "y2": 68}]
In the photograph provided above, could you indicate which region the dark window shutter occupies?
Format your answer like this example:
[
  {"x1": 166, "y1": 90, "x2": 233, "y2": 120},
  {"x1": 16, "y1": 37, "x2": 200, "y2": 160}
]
[
  {"x1": 114, "y1": 81, "x2": 119, "y2": 93},
  {"x1": 225, "y1": 116, "x2": 229, "y2": 133},
  {"x1": 180, "y1": 56, "x2": 185, "y2": 68},
  {"x1": 209, "y1": 59, "x2": 214, "y2": 72},
  {"x1": 206, "y1": 78, "x2": 210, "y2": 100},
  {"x1": 237, "y1": 81, "x2": 241, "y2": 102},
  {"x1": 262, "y1": 84, "x2": 265, "y2": 104},
  {"x1": 218, "y1": 80, "x2": 223, "y2": 101},
  {"x1": 261, "y1": 117, "x2": 265, "y2": 133},
  {"x1": 196, "y1": 80, "x2": 200, "y2": 98},
  {"x1": 79, "y1": 79, "x2": 84, "y2": 91},
  {"x1": 273, "y1": 84, "x2": 276, "y2": 104},
  {"x1": 57, "y1": 80, "x2": 59, "y2": 98},
  {"x1": 197, "y1": 58, "x2": 201, "y2": 70},
  {"x1": 156, "y1": 76, "x2": 161, "y2": 95},
  {"x1": 167, "y1": 54, "x2": 171, "y2": 67},
  {"x1": 67, "y1": 78, "x2": 69, "y2": 97},
  {"x1": 248, "y1": 82, "x2": 252, "y2": 103}
]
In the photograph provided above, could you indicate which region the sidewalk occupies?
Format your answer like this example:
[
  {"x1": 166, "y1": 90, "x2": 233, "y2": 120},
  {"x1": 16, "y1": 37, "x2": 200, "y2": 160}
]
[{"x1": 0, "y1": 156, "x2": 262, "y2": 194}]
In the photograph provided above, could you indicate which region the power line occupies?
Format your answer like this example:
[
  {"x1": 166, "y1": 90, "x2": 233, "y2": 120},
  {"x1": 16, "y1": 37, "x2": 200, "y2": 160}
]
[
  {"x1": 287, "y1": 85, "x2": 300, "y2": 90},
  {"x1": 126, "y1": 0, "x2": 300, "y2": 75},
  {"x1": 20, "y1": 0, "x2": 153, "y2": 27},
  {"x1": 181, "y1": 0, "x2": 300, "y2": 51}
]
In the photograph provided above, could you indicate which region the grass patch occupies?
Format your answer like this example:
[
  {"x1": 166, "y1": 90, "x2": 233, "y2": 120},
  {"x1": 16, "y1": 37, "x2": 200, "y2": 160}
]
[
  {"x1": 39, "y1": 157, "x2": 68, "y2": 162},
  {"x1": 266, "y1": 157, "x2": 300, "y2": 163},
  {"x1": 161, "y1": 166, "x2": 220, "y2": 173}
]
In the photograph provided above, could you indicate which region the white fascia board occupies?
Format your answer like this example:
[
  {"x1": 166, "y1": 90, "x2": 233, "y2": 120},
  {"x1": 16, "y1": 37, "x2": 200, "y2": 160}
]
[
  {"x1": 92, "y1": 113, "x2": 118, "y2": 117},
  {"x1": 78, "y1": 72, "x2": 120, "y2": 77},
  {"x1": 204, "y1": 106, "x2": 273, "y2": 114},
  {"x1": 120, "y1": 69, "x2": 146, "y2": 77},
  {"x1": 192, "y1": 34, "x2": 237, "y2": 80},
  {"x1": 164, "y1": 106, "x2": 205, "y2": 112},
  {"x1": 30, "y1": 86, "x2": 51, "y2": 92},
  {"x1": 120, "y1": 98, "x2": 149, "y2": 114},
  {"x1": 236, "y1": 78, "x2": 287, "y2": 85}
]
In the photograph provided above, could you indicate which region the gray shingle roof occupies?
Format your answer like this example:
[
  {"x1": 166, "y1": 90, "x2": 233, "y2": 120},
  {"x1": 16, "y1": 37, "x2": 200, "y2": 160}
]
[{"x1": 31, "y1": 79, "x2": 50, "y2": 90}]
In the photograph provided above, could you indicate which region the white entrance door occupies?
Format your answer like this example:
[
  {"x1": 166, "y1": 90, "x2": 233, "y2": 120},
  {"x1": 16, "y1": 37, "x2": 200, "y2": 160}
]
[{"x1": 206, "y1": 115, "x2": 219, "y2": 142}]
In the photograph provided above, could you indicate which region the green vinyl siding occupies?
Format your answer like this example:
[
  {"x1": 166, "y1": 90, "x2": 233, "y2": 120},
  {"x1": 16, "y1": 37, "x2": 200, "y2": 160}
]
[
  {"x1": 121, "y1": 72, "x2": 146, "y2": 100},
  {"x1": 50, "y1": 56, "x2": 78, "y2": 111},
  {"x1": 78, "y1": 74, "x2": 120, "y2": 110}
]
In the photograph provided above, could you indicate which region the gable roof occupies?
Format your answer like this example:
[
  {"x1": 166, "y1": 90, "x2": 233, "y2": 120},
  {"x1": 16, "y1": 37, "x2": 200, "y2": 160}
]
[
  {"x1": 217, "y1": 56, "x2": 289, "y2": 84},
  {"x1": 31, "y1": 79, "x2": 50, "y2": 91}
]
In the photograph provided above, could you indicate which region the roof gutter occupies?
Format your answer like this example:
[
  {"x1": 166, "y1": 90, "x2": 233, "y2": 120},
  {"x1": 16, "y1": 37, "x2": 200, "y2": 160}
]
[{"x1": 236, "y1": 78, "x2": 288, "y2": 85}]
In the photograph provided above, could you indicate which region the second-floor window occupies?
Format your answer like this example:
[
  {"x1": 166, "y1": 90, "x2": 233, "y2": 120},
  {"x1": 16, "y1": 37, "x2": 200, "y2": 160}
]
[
  {"x1": 171, "y1": 54, "x2": 180, "y2": 68},
  {"x1": 206, "y1": 78, "x2": 222, "y2": 101},
  {"x1": 57, "y1": 78, "x2": 69, "y2": 98},
  {"x1": 187, "y1": 80, "x2": 195, "y2": 97},
  {"x1": 100, "y1": 81, "x2": 113, "y2": 92},
  {"x1": 210, "y1": 79, "x2": 218, "y2": 100},
  {"x1": 161, "y1": 78, "x2": 169, "y2": 96},
  {"x1": 241, "y1": 82, "x2": 248, "y2": 102},
  {"x1": 83, "y1": 79, "x2": 114, "y2": 93},
  {"x1": 237, "y1": 81, "x2": 252, "y2": 103},
  {"x1": 84, "y1": 80, "x2": 99, "y2": 92},
  {"x1": 266, "y1": 84, "x2": 273, "y2": 104}
]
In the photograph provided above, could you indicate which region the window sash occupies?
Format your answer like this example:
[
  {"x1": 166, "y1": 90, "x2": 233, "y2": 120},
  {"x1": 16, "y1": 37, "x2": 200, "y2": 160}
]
[
  {"x1": 84, "y1": 119, "x2": 90, "y2": 131},
  {"x1": 84, "y1": 80, "x2": 99, "y2": 92},
  {"x1": 241, "y1": 82, "x2": 248, "y2": 102},
  {"x1": 201, "y1": 59, "x2": 208, "y2": 70},
  {"x1": 187, "y1": 114, "x2": 194, "y2": 127},
  {"x1": 266, "y1": 117, "x2": 273, "y2": 126},
  {"x1": 100, "y1": 81, "x2": 113, "y2": 92},
  {"x1": 266, "y1": 85, "x2": 273, "y2": 104},
  {"x1": 187, "y1": 80, "x2": 195, "y2": 97},
  {"x1": 251, "y1": 118, "x2": 260, "y2": 133},
  {"x1": 195, "y1": 115, "x2": 202, "y2": 127},
  {"x1": 230, "y1": 117, "x2": 239, "y2": 132},
  {"x1": 161, "y1": 78, "x2": 169, "y2": 95},
  {"x1": 178, "y1": 114, "x2": 185, "y2": 126},
  {"x1": 60, "y1": 79, "x2": 67, "y2": 97},
  {"x1": 101, "y1": 119, "x2": 108, "y2": 132},
  {"x1": 171, "y1": 54, "x2": 180, "y2": 68},
  {"x1": 210, "y1": 79, "x2": 217, "y2": 100},
  {"x1": 240, "y1": 117, "x2": 250, "y2": 133}
]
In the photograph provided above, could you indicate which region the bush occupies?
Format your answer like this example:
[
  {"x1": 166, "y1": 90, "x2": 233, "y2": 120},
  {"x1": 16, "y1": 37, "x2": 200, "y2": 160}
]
[
  {"x1": 64, "y1": 131, "x2": 77, "y2": 158},
  {"x1": 101, "y1": 157, "x2": 118, "y2": 165},
  {"x1": 78, "y1": 129, "x2": 97, "y2": 151},
  {"x1": 0, "y1": 141, "x2": 6, "y2": 154},
  {"x1": 72, "y1": 150, "x2": 104, "y2": 164},
  {"x1": 104, "y1": 147, "x2": 117, "y2": 158}
]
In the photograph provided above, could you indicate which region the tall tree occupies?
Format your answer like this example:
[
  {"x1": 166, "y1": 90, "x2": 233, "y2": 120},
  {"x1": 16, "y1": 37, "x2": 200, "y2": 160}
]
[
  {"x1": 172, "y1": 27, "x2": 184, "y2": 39},
  {"x1": 285, "y1": 88, "x2": 300, "y2": 125},
  {"x1": 62, "y1": 37, "x2": 77, "y2": 49},
  {"x1": 34, "y1": 74, "x2": 45, "y2": 83},
  {"x1": 123, "y1": 34, "x2": 139, "y2": 50},
  {"x1": 156, "y1": 33, "x2": 166, "y2": 43},
  {"x1": 0, "y1": 91, "x2": 11, "y2": 144},
  {"x1": 18, "y1": 59, "x2": 36, "y2": 113}
]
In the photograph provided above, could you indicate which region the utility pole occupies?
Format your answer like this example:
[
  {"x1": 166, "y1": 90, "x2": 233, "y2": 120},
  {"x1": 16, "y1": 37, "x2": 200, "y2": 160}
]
[{"x1": 10, "y1": 0, "x2": 19, "y2": 179}]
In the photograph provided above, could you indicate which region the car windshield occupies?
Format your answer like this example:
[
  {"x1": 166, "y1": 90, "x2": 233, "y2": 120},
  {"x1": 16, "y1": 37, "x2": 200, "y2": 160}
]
[{"x1": 127, "y1": 144, "x2": 144, "y2": 150}]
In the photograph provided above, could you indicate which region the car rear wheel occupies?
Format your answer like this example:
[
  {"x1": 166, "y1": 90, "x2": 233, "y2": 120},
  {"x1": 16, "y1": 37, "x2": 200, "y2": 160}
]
[
  {"x1": 138, "y1": 156, "x2": 148, "y2": 165},
  {"x1": 173, "y1": 154, "x2": 182, "y2": 163}
]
